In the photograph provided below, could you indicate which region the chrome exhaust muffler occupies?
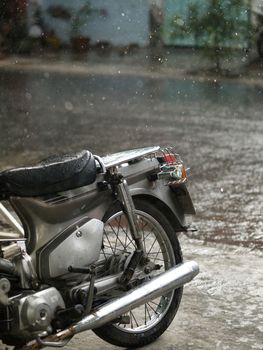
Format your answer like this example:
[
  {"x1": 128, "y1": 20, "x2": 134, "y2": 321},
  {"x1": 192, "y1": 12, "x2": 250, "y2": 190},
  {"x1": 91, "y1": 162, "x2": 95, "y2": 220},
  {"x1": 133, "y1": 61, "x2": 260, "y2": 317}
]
[
  {"x1": 73, "y1": 260, "x2": 199, "y2": 333},
  {"x1": 24, "y1": 261, "x2": 199, "y2": 350}
]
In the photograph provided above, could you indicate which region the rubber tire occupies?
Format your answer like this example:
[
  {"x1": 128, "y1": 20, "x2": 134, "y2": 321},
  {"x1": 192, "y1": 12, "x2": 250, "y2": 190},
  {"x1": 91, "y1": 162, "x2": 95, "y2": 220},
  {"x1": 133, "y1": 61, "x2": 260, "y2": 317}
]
[{"x1": 93, "y1": 198, "x2": 183, "y2": 348}]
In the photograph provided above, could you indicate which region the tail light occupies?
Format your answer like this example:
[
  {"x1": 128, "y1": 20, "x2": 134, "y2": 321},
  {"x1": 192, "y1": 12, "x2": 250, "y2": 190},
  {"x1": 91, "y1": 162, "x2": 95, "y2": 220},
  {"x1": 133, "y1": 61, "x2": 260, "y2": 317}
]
[
  {"x1": 157, "y1": 149, "x2": 188, "y2": 185},
  {"x1": 162, "y1": 153, "x2": 177, "y2": 163}
]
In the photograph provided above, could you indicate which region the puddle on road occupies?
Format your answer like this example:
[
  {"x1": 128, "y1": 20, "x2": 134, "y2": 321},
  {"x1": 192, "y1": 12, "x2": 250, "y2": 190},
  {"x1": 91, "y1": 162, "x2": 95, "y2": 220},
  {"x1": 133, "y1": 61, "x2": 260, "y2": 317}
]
[{"x1": 0, "y1": 71, "x2": 262, "y2": 250}]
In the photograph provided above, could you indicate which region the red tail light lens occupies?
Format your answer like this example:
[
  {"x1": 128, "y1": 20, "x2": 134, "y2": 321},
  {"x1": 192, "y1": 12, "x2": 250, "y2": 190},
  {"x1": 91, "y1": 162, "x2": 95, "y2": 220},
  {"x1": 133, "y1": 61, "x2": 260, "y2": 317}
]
[{"x1": 162, "y1": 153, "x2": 177, "y2": 163}]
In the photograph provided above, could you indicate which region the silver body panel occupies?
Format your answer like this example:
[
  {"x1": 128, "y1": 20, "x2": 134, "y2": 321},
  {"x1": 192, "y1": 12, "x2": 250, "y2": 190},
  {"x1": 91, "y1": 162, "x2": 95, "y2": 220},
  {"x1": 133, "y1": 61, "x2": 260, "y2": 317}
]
[{"x1": 38, "y1": 218, "x2": 104, "y2": 280}]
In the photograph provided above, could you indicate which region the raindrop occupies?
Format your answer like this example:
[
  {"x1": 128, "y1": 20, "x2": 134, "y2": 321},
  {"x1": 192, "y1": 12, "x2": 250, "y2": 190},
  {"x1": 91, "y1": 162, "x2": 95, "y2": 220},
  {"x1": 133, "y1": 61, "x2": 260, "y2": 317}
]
[
  {"x1": 25, "y1": 92, "x2": 32, "y2": 100},
  {"x1": 220, "y1": 188, "x2": 224, "y2": 193},
  {"x1": 65, "y1": 101, "x2": 73, "y2": 111}
]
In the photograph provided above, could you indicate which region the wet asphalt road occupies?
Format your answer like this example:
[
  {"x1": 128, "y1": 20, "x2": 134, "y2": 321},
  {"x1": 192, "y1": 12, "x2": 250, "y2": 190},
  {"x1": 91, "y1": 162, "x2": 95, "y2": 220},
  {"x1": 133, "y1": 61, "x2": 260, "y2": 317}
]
[
  {"x1": 0, "y1": 68, "x2": 262, "y2": 249},
  {"x1": 63, "y1": 237, "x2": 263, "y2": 350},
  {"x1": 0, "y1": 64, "x2": 262, "y2": 350}
]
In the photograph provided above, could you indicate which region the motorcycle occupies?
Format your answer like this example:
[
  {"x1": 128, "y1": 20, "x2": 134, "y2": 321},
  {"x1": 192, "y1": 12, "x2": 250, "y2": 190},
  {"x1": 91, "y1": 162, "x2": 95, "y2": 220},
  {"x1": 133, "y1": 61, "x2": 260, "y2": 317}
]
[{"x1": 0, "y1": 146, "x2": 199, "y2": 349}]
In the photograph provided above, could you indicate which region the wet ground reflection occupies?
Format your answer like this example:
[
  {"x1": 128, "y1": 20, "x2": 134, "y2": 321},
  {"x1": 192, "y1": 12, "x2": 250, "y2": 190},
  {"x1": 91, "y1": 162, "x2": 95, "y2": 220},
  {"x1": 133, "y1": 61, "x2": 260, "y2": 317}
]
[{"x1": 0, "y1": 70, "x2": 262, "y2": 249}]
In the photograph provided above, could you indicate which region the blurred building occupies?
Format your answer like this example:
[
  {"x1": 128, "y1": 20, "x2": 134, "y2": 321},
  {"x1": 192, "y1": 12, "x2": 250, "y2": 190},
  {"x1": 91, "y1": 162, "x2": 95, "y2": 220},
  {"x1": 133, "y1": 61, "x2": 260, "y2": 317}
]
[
  {"x1": 2, "y1": 0, "x2": 262, "y2": 53},
  {"x1": 34, "y1": 0, "x2": 150, "y2": 47}
]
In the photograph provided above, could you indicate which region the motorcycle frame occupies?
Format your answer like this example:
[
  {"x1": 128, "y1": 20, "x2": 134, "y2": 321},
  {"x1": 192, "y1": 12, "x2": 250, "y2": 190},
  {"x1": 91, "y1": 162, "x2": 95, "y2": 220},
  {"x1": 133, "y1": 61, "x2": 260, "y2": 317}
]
[{"x1": 0, "y1": 147, "x2": 195, "y2": 273}]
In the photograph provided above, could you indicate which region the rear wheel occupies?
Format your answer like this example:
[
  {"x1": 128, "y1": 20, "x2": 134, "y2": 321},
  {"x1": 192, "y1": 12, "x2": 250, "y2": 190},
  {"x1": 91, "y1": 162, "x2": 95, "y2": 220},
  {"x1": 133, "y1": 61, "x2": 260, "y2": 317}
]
[{"x1": 93, "y1": 198, "x2": 183, "y2": 348}]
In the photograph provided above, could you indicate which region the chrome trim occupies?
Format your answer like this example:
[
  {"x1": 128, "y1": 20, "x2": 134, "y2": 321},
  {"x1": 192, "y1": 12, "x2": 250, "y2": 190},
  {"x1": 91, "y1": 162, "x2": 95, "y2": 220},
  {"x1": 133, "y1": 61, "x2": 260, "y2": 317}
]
[
  {"x1": 0, "y1": 203, "x2": 24, "y2": 236},
  {"x1": 36, "y1": 335, "x2": 72, "y2": 348},
  {"x1": 0, "y1": 237, "x2": 26, "y2": 242},
  {"x1": 70, "y1": 273, "x2": 122, "y2": 298},
  {"x1": 102, "y1": 146, "x2": 160, "y2": 168}
]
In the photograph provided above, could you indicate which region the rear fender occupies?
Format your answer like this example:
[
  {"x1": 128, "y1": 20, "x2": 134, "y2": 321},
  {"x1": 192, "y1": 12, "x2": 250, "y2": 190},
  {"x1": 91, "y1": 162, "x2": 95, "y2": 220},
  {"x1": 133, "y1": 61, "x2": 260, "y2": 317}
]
[{"x1": 130, "y1": 183, "x2": 195, "y2": 232}]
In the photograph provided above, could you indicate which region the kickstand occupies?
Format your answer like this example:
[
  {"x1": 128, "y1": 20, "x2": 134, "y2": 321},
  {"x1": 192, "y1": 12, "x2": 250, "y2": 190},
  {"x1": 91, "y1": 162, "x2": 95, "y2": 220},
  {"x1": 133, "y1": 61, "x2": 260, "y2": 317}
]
[{"x1": 84, "y1": 265, "x2": 95, "y2": 316}]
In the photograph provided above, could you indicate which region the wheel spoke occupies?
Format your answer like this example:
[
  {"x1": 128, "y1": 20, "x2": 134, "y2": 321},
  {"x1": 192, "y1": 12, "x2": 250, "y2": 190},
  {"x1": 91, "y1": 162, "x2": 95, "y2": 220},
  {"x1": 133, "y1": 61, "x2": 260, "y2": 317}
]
[
  {"x1": 148, "y1": 299, "x2": 161, "y2": 308},
  {"x1": 119, "y1": 226, "x2": 136, "y2": 250},
  {"x1": 145, "y1": 303, "x2": 152, "y2": 321},
  {"x1": 151, "y1": 257, "x2": 169, "y2": 264},
  {"x1": 153, "y1": 247, "x2": 162, "y2": 262},
  {"x1": 116, "y1": 216, "x2": 129, "y2": 249},
  {"x1": 146, "y1": 237, "x2": 157, "y2": 256},
  {"x1": 130, "y1": 311, "x2": 139, "y2": 328},
  {"x1": 104, "y1": 231, "x2": 115, "y2": 254},
  {"x1": 130, "y1": 311, "x2": 133, "y2": 329},
  {"x1": 116, "y1": 217, "x2": 136, "y2": 250},
  {"x1": 108, "y1": 222, "x2": 126, "y2": 252},
  {"x1": 102, "y1": 245, "x2": 126, "y2": 254},
  {"x1": 142, "y1": 227, "x2": 156, "y2": 245},
  {"x1": 142, "y1": 250, "x2": 170, "y2": 265},
  {"x1": 140, "y1": 220, "x2": 150, "y2": 252},
  {"x1": 146, "y1": 301, "x2": 159, "y2": 315},
  {"x1": 113, "y1": 219, "x2": 121, "y2": 253},
  {"x1": 119, "y1": 234, "x2": 136, "y2": 250}
]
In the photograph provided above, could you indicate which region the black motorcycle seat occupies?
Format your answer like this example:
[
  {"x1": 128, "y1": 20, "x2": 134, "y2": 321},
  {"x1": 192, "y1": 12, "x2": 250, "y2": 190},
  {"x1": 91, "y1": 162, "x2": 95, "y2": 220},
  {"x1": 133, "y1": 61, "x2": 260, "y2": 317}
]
[{"x1": 0, "y1": 150, "x2": 97, "y2": 198}]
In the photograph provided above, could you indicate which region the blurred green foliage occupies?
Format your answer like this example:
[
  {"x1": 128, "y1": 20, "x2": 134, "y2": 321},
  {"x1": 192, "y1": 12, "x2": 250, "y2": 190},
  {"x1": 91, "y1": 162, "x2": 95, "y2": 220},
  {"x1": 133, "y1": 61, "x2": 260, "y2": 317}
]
[{"x1": 170, "y1": 0, "x2": 251, "y2": 72}]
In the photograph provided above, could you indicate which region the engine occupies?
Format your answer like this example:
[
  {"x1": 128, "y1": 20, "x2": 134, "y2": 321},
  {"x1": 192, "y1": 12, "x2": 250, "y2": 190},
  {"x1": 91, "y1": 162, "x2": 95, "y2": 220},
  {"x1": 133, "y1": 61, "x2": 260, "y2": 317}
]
[
  {"x1": 0, "y1": 218, "x2": 104, "y2": 344},
  {"x1": 0, "y1": 241, "x2": 65, "y2": 343},
  {"x1": 0, "y1": 287, "x2": 65, "y2": 338}
]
